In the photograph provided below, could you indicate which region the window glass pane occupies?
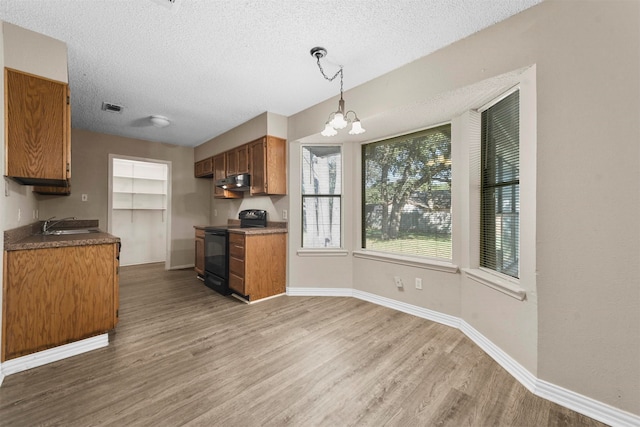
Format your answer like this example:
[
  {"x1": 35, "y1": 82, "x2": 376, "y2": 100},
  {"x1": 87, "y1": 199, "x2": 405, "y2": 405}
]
[
  {"x1": 302, "y1": 146, "x2": 341, "y2": 195},
  {"x1": 302, "y1": 196, "x2": 341, "y2": 248},
  {"x1": 302, "y1": 146, "x2": 342, "y2": 248},
  {"x1": 481, "y1": 90, "x2": 519, "y2": 278},
  {"x1": 362, "y1": 124, "x2": 452, "y2": 259}
]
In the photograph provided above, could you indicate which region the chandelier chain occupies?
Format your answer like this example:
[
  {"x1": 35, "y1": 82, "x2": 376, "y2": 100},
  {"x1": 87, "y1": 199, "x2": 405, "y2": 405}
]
[{"x1": 316, "y1": 57, "x2": 344, "y2": 94}]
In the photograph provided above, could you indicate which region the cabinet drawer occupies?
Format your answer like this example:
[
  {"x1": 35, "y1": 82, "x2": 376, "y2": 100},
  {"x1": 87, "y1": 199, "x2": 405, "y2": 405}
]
[
  {"x1": 229, "y1": 233, "x2": 245, "y2": 246},
  {"x1": 229, "y1": 256, "x2": 245, "y2": 277},
  {"x1": 229, "y1": 272, "x2": 245, "y2": 294},
  {"x1": 229, "y1": 241, "x2": 245, "y2": 259},
  {"x1": 195, "y1": 228, "x2": 205, "y2": 238}
]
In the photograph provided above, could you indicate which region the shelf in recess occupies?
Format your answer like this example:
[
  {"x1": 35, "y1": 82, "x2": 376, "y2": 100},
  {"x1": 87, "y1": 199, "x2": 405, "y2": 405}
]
[
  {"x1": 113, "y1": 191, "x2": 166, "y2": 195},
  {"x1": 113, "y1": 175, "x2": 166, "y2": 181}
]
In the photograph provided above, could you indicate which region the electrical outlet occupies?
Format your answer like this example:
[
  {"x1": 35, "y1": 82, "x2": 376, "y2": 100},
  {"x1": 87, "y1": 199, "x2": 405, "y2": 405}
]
[
  {"x1": 17, "y1": 208, "x2": 21, "y2": 222},
  {"x1": 213, "y1": 209, "x2": 218, "y2": 217},
  {"x1": 81, "y1": 194, "x2": 88, "y2": 202},
  {"x1": 415, "y1": 278, "x2": 423, "y2": 290},
  {"x1": 282, "y1": 209, "x2": 288, "y2": 220},
  {"x1": 394, "y1": 276, "x2": 404, "y2": 288}
]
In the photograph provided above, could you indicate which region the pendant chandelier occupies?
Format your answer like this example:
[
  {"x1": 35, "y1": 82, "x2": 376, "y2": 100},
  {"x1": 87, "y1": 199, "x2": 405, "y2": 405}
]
[{"x1": 310, "y1": 47, "x2": 365, "y2": 137}]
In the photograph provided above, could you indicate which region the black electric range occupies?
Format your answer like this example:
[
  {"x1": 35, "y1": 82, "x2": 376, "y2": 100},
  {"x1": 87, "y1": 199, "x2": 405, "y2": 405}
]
[{"x1": 203, "y1": 210, "x2": 267, "y2": 295}]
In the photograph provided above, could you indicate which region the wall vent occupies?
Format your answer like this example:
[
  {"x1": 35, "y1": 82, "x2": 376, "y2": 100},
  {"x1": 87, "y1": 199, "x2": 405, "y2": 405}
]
[{"x1": 101, "y1": 102, "x2": 123, "y2": 114}]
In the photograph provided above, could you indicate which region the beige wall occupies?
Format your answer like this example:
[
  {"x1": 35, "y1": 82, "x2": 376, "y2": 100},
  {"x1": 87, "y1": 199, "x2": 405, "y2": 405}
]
[
  {"x1": 37, "y1": 129, "x2": 210, "y2": 269},
  {"x1": 3, "y1": 22, "x2": 68, "y2": 83},
  {"x1": 285, "y1": 0, "x2": 639, "y2": 415}
]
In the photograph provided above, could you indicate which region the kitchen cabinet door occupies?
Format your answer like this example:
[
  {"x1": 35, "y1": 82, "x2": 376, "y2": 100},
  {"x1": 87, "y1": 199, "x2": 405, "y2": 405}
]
[
  {"x1": 236, "y1": 144, "x2": 249, "y2": 174},
  {"x1": 226, "y1": 144, "x2": 249, "y2": 176},
  {"x1": 226, "y1": 150, "x2": 238, "y2": 176},
  {"x1": 195, "y1": 157, "x2": 213, "y2": 178},
  {"x1": 213, "y1": 153, "x2": 242, "y2": 199},
  {"x1": 249, "y1": 136, "x2": 286, "y2": 196},
  {"x1": 5, "y1": 68, "x2": 70, "y2": 186},
  {"x1": 2, "y1": 243, "x2": 118, "y2": 361},
  {"x1": 213, "y1": 153, "x2": 226, "y2": 198}
]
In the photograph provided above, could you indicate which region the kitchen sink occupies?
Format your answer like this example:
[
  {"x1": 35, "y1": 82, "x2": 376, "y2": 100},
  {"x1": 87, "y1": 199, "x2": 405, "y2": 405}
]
[{"x1": 45, "y1": 228, "x2": 101, "y2": 235}]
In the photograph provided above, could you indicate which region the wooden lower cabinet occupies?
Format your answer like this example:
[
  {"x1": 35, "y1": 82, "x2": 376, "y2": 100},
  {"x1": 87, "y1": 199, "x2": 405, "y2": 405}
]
[
  {"x1": 195, "y1": 228, "x2": 205, "y2": 276},
  {"x1": 228, "y1": 232, "x2": 286, "y2": 301},
  {"x1": 2, "y1": 243, "x2": 119, "y2": 361}
]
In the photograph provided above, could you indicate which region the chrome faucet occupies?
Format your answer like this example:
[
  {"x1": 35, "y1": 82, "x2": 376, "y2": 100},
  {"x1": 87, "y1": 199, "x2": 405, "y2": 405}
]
[{"x1": 42, "y1": 216, "x2": 77, "y2": 234}]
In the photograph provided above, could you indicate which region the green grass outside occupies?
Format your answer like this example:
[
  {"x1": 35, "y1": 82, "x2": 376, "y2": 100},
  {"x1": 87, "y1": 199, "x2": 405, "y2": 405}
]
[{"x1": 365, "y1": 231, "x2": 452, "y2": 259}]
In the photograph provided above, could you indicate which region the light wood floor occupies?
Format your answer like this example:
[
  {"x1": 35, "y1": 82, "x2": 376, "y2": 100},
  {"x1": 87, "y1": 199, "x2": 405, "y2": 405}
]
[{"x1": 0, "y1": 263, "x2": 606, "y2": 426}]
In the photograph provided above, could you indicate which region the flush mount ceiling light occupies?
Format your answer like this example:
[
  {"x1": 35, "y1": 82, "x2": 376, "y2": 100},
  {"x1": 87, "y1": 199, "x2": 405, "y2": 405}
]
[
  {"x1": 310, "y1": 46, "x2": 365, "y2": 137},
  {"x1": 150, "y1": 115, "x2": 171, "y2": 128}
]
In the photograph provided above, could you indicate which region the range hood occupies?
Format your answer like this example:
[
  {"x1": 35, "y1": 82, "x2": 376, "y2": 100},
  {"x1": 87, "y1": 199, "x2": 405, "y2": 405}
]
[{"x1": 215, "y1": 173, "x2": 251, "y2": 191}]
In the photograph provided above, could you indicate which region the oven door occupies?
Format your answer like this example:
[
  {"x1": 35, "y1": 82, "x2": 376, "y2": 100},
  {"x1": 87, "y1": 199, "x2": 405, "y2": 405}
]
[{"x1": 204, "y1": 229, "x2": 229, "y2": 294}]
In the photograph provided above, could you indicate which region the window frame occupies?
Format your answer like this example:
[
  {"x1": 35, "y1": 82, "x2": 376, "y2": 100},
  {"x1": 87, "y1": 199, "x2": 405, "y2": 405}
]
[
  {"x1": 480, "y1": 89, "x2": 520, "y2": 279},
  {"x1": 360, "y1": 123, "x2": 453, "y2": 261},
  {"x1": 300, "y1": 144, "x2": 344, "y2": 250}
]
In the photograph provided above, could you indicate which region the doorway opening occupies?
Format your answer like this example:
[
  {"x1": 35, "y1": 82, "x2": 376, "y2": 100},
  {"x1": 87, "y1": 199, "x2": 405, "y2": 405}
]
[{"x1": 108, "y1": 156, "x2": 171, "y2": 267}]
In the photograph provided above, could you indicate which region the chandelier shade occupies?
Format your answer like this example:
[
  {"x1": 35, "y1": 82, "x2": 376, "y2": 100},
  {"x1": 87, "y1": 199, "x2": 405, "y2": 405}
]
[{"x1": 310, "y1": 47, "x2": 366, "y2": 137}]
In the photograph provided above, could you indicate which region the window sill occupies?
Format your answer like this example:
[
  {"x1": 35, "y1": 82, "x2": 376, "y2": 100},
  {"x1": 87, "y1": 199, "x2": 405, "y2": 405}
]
[
  {"x1": 296, "y1": 249, "x2": 350, "y2": 257},
  {"x1": 462, "y1": 268, "x2": 526, "y2": 301},
  {"x1": 352, "y1": 250, "x2": 459, "y2": 274}
]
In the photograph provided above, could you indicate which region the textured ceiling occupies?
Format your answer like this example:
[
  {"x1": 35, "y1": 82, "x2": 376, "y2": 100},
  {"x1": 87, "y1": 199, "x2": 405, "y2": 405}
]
[{"x1": 0, "y1": 0, "x2": 542, "y2": 147}]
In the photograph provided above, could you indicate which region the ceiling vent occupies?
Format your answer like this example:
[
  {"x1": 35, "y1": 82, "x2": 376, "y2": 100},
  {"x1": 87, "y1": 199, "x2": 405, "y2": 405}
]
[{"x1": 101, "y1": 102, "x2": 124, "y2": 114}]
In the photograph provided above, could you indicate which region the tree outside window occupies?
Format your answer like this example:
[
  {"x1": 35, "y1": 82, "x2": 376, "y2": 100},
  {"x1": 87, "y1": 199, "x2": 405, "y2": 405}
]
[{"x1": 362, "y1": 124, "x2": 452, "y2": 259}]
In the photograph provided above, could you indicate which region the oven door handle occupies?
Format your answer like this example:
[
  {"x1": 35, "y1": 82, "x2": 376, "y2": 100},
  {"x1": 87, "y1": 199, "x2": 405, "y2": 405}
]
[{"x1": 205, "y1": 230, "x2": 227, "y2": 237}]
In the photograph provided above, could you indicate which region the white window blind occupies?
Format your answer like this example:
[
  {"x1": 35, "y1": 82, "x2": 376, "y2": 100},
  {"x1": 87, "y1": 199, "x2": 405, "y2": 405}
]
[{"x1": 481, "y1": 90, "x2": 520, "y2": 278}]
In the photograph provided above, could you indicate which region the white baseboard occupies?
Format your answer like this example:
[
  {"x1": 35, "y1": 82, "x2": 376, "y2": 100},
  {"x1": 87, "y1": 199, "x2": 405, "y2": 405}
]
[
  {"x1": 286, "y1": 286, "x2": 353, "y2": 297},
  {"x1": 169, "y1": 264, "x2": 194, "y2": 270},
  {"x1": 534, "y1": 379, "x2": 640, "y2": 427},
  {"x1": 459, "y1": 320, "x2": 538, "y2": 393},
  {"x1": 0, "y1": 334, "x2": 109, "y2": 377},
  {"x1": 286, "y1": 286, "x2": 640, "y2": 427},
  {"x1": 353, "y1": 289, "x2": 460, "y2": 329}
]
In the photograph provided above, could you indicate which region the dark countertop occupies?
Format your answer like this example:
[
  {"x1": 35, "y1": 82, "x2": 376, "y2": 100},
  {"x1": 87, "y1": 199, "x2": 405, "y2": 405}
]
[
  {"x1": 5, "y1": 221, "x2": 120, "y2": 251},
  {"x1": 229, "y1": 227, "x2": 287, "y2": 236},
  {"x1": 194, "y1": 220, "x2": 287, "y2": 235}
]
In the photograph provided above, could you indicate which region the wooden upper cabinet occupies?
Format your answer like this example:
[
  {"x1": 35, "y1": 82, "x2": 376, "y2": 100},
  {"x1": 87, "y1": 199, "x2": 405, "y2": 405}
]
[
  {"x1": 249, "y1": 136, "x2": 286, "y2": 195},
  {"x1": 194, "y1": 157, "x2": 213, "y2": 178},
  {"x1": 213, "y1": 153, "x2": 241, "y2": 199},
  {"x1": 236, "y1": 144, "x2": 249, "y2": 174},
  {"x1": 213, "y1": 153, "x2": 226, "y2": 198},
  {"x1": 226, "y1": 149, "x2": 238, "y2": 176},
  {"x1": 226, "y1": 144, "x2": 249, "y2": 176},
  {"x1": 5, "y1": 68, "x2": 70, "y2": 186}
]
